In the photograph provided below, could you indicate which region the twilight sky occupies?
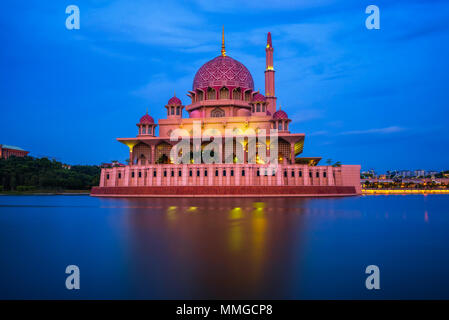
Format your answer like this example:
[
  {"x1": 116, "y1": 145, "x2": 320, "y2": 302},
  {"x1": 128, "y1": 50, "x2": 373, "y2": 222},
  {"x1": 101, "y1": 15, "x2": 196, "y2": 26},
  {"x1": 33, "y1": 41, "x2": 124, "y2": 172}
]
[{"x1": 1, "y1": 0, "x2": 449, "y2": 172}]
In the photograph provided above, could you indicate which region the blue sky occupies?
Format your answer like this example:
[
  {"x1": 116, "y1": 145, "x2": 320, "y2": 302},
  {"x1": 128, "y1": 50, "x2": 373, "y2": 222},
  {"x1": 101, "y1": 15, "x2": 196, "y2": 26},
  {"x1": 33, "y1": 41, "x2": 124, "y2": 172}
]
[{"x1": 1, "y1": 0, "x2": 449, "y2": 172}]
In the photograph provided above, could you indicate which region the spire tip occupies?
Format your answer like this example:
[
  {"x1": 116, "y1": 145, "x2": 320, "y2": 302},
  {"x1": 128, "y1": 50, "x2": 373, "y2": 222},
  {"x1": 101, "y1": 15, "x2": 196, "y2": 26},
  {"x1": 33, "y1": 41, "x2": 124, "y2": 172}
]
[{"x1": 221, "y1": 25, "x2": 226, "y2": 57}]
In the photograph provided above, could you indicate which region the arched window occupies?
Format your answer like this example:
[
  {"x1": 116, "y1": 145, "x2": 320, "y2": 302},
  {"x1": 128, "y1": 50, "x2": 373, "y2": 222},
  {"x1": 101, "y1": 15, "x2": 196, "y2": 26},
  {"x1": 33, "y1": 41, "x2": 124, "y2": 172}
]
[
  {"x1": 176, "y1": 107, "x2": 180, "y2": 115},
  {"x1": 197, "y1": 90, "x2": 204, "y2": 101},
  {"x1": 171, "y1": 107, "x2": 174, "y2": 115},
  {"x1": 232, "y1": 88, "x2": 241, "y2": 100},
  {"x1": 244, "y1": 91, "x2": 251, "y2": 101},
  {"x1": 256, "y1": 104, "x2": 260, "y2": 112},
  {"x1": 219, "y1": 87, "x2": 229, "y2": 99},
  {"x1": 211, "y1": 107, "x2": 225, "y2": 117},
  {"x1": 142, "y1": 127, "x2": 146, "y2": 134},
  {"x1": 278, "y1": 122, "x2": 283, "y2": 130},
  {"x1": 207, "y1": 88, "x2": 216, "y2": 100},
  {"x1": 262, "y1": 105, "x2": 265, "y2": 112}
]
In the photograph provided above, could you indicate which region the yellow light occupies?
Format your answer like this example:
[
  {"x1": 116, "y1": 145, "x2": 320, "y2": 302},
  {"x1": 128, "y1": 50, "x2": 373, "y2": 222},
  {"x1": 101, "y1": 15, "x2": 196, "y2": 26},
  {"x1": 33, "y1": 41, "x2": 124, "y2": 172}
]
[
  {"x1": 253, "y1": 202, "x2": 265, "y2": 209},
  {"x1": 124, "y1": 141, "x2": 137, "y2": 152},
  {"x1": 230, "y1": 207, "x2": 242, "y2": 219}
]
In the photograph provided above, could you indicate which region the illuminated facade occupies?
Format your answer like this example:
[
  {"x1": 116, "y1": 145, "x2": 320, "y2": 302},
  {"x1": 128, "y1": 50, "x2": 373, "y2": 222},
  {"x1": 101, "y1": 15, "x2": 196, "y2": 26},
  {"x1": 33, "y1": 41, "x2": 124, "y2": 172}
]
[{"x1": 91, "y1": 31, "x2": 361, "y2": 197}]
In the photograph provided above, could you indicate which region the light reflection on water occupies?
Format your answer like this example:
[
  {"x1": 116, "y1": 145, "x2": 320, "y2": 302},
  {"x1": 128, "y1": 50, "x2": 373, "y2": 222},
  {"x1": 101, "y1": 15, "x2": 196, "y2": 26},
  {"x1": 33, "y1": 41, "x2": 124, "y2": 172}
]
[{"x1": 0, "y1": 195, "x2": 449, "y2": 299}]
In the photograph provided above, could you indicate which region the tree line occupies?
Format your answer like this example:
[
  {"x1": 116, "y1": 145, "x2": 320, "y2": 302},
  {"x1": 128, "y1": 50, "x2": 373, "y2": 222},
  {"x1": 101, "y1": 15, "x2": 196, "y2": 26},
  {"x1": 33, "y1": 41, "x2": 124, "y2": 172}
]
[{"x1": 0, "y1": 156, "x2": 100, "y2": 191}]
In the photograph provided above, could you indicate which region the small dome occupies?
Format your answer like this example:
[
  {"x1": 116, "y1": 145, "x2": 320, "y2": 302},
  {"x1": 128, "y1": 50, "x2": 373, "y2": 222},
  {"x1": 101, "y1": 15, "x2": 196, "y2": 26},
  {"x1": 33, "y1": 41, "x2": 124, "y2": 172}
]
[
  {"x1": 168, "y1": 96, "x2": 182, "y2": 105},
  {"x1": 236, "y1": 108, "x2": 251, "y2": 117},
  {"x1": 189, "y1": 110, "x2": 202, "y2": 118},
  {"x1": 273, "y1": 110, "x2": 288, "y2": 120},
  {"x1": 140, "y1": 114, "x2": 154, "y2": 124},
  {"x1": 252, "y1": 93, "x2": 266, "y2": 102}
]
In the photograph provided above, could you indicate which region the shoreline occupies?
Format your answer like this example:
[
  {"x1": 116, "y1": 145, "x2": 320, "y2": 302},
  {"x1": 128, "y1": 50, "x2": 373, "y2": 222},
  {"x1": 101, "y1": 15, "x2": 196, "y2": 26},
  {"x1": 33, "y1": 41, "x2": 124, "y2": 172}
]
[
  {"x1": 0, "y1": 191, "x2": 90, "y2": 196},
  {"x1": 2, "y1": 189, "x2": 449, "y2": 196},
  {"x1": 362, "y1": 189, "x2": 449, "y2": 194}
]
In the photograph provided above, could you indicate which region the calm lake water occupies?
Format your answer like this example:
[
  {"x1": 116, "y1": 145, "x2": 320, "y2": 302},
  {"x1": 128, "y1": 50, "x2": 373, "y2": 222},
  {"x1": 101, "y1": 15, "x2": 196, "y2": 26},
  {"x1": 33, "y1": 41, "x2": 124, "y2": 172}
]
[{"x1": 0, "y1": 194, "x2": 448, "y2": 299}]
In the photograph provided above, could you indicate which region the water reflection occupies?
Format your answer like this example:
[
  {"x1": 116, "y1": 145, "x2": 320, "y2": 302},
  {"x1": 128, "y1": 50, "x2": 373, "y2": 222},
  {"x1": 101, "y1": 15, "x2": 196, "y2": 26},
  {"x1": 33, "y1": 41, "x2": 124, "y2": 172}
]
[
  {"x1": 2, "y1": 195, "x2": 448, "y2": 299},
  {"x1": 123, "y1": 198, "x2": 307, "y2": 299}
]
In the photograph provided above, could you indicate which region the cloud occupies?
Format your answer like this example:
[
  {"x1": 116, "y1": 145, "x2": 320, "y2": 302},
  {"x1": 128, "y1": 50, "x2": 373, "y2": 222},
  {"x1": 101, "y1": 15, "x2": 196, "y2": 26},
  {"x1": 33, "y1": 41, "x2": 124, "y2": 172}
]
[
  {"x1": 83, "y1": 0, "x2": 217, "y2": 50},
  {"x1": 290, "y1": 109, "x2": 324, "y2": 123},
  {"x1": 340, "y1": 126, "x2": 405, "y2": 135},
  {"x1": 193, "y1": 0, "x2": 336, "y2": 12},
  {"x1": 132, "y1": 73, "x2": 192, "y2": 102},
  {"x1": 309, "y1": 130, "x2": 328, "y2": 136}
]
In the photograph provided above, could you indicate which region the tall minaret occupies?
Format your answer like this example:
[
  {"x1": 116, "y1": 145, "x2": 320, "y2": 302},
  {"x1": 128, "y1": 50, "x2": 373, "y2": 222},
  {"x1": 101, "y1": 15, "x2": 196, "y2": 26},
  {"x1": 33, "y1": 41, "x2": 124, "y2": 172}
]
[{"x1": 265, "y1": 32, "x2": 277, "y2": 114}]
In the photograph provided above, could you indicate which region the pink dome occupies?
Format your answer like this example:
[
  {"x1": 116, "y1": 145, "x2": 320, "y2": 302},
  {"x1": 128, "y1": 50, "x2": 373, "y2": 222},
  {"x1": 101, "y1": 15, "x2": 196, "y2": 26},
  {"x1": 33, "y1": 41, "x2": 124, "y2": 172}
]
[
  {"x1": 168, "y1": 96, "x2": 182, "y2": 105},
  {"x1": 140, "y1": 114, "x2": 154, "y2": 124},
  {"x1": 252, "y1": 93, "x2": 266, "y2": 102},
  {"x1": 189, "y1": 110, "x2": 202, "y2": 118},
  {"x1": 193, "y1": 56, "x2": 254, "y2": 91},
  {"x1": 273, "y1": 110, "x2": 288, "y2": 120}
]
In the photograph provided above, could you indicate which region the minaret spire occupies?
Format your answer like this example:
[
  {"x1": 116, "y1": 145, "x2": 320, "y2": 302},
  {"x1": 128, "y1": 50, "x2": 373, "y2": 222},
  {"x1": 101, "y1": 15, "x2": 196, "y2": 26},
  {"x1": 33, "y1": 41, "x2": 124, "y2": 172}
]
[
  {"x1": 221, "y1": 25, "x2": 226, "y2": 57},
  {"x1": 265, "y1": 32, "x2": 277, "y2": 114}
]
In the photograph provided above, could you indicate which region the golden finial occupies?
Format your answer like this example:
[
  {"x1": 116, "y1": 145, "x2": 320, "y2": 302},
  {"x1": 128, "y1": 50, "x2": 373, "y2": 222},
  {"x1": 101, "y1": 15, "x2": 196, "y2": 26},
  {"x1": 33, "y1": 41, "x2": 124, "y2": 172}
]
[
  {"x1": 174, "y1": 90, "x2": 176, "y2": 97},
  {"x1": 146, "y1": 107, "x2": 148, "y2": 114},
  {"x1": 221, "y1": 25, "x2": 226, "y2": 57}
]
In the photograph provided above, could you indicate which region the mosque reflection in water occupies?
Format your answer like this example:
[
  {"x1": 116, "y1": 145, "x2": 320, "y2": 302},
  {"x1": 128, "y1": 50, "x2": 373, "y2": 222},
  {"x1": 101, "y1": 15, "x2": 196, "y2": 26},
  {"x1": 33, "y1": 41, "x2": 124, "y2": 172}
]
[{"x1": 120, "y1": 198, "x2": 309, "y2": 299}]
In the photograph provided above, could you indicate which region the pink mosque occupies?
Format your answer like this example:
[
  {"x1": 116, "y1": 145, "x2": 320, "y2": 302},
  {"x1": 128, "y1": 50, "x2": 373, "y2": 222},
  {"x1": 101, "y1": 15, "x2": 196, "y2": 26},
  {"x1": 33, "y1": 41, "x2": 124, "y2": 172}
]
[{"x1": 91, "y1": 31, "x2": 360, "y2": 197}]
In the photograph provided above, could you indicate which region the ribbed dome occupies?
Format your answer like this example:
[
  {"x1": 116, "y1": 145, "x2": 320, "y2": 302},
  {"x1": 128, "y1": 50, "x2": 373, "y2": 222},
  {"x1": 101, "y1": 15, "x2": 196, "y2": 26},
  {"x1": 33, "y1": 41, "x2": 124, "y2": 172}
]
[
  {"x1": 252, "y1": 93, "x2": 266, "y2": 102},
  {"x1": 140, "y1": 114, "x2": 154, "y2": 124},
  {"x1": 273, "y1": 110, "x2": 288, "y2": 120},
  {"x1": 167, "y1": 96, "x2": 182, "y2": 105},
  {"x1": 193, "y1": 56, "x2": 254, "y2": 91}
]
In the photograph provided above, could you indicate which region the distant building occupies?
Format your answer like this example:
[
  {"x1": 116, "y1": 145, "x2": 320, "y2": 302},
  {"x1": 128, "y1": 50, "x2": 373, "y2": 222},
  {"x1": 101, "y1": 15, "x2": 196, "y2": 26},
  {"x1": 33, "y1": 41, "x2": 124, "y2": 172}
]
[
  {"x1": 398, "y1": 170, "x2": 413, "y2": 178},
  {"x1": 0, "y1": 144, "x2": 29, "y2": 159},
  {"x1": 415, "y1": 169, "x2": 425, "y2": 177}
]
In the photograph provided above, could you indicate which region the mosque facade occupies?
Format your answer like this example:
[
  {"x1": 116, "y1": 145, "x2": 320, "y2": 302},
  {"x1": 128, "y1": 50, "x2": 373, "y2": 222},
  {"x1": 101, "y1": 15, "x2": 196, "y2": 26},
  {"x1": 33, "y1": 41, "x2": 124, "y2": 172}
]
[{"x1": 91, "y1": 31, "x2": 360, "y2": 197}]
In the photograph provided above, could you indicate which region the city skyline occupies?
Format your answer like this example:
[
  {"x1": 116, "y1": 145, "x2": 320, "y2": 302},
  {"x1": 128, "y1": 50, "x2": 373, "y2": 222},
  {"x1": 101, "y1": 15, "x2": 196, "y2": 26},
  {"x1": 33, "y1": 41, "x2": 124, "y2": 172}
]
[{"x1": 1, "y1": 0, "x2": 449, "y2": 171}]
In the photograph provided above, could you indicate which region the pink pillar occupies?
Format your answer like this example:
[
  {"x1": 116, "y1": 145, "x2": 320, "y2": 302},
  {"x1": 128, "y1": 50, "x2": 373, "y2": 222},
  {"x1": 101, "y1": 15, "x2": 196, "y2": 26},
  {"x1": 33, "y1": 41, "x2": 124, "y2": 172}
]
[
  {"x1": 328, "y1": 166, "x2": 335, "y2": 185},
  {"x1": 303, "y1": 166, "x2": 309, "y2": 186},
  {"x1": 99, "y1": 169, "x2": 105, "y2": 187},
  {"x1": 124, "y1": 167, "x2": 130, "y2": 187},
  {"x1": 277, "y1": 165, "x2": 282, "y2": 185},
  {"x1": 151, "y1": 145, "x2": 155, "y2": 164},
  {"x1": 290, "y1": 144, "x2": 295, "y2": 164}
]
